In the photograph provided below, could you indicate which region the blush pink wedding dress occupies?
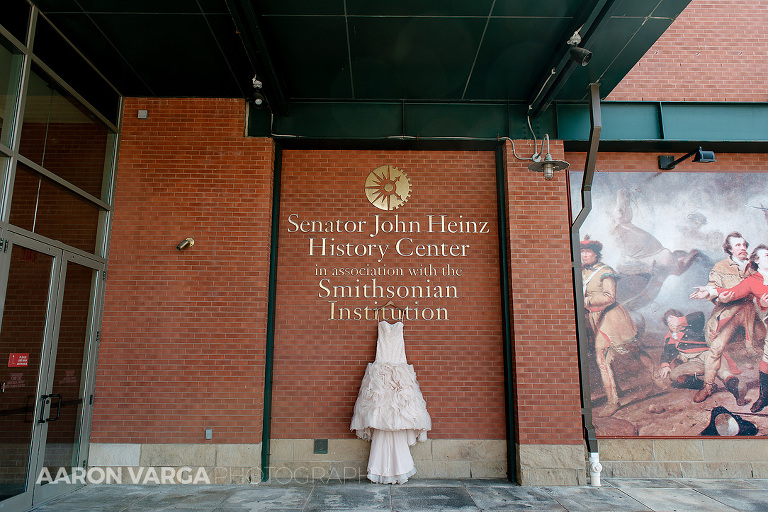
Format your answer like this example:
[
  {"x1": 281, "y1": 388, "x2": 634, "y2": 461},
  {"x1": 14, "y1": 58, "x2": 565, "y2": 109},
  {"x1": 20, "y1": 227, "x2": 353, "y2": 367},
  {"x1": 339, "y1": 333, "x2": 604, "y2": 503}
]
[{"x1": 350, "y1": 321, "x2": 431, "y2": 484}]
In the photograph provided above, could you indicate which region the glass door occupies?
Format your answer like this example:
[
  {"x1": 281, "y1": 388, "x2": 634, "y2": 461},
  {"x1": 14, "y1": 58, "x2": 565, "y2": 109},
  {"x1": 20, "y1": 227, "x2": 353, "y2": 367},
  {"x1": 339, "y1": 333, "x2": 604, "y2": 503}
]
[
  {"x1": 32, "y1": 252, "x2": 101, "y2": 504},
  {"x1": 0, "y1": 231, "x2": 102, "y2": 511},
  {"x1": 0, "y1": 233, "x2": 59, "y2": 511}
]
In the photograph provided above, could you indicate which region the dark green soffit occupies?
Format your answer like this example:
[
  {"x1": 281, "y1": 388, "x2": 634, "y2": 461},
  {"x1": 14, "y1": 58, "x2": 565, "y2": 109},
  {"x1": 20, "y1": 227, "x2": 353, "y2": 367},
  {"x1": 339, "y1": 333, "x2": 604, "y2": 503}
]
[
  {"x1": 247, "y1": 101, "x2": 768, "y2": 152},
  {"x1": 29, "y1": 0, "x2": 692, "y2": 110}
]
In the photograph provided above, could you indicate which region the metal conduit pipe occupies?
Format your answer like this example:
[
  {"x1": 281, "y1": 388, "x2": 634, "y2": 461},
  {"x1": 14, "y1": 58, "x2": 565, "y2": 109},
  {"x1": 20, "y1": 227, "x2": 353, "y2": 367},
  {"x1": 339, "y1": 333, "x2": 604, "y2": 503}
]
[{"x1": 569, "y1": 83, "x2": 602, "y2": 486}]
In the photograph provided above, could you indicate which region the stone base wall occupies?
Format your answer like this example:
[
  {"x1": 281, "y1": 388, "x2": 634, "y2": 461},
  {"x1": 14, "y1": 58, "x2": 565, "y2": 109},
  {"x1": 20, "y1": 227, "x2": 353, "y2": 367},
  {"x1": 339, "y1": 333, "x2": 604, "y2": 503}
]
[
  {"x1": 600, "y1": 439, "x2": 768, "y2": 478},
  {"x1": 88, "y1": 443, "x2": 262, "y2": 484},
  {"x1": 516, "y1": 443, "x2": 587, "y2": 486},
  {"x1": 88, "y1": 440, "x2": 507, "y2": 483},
  {"x1": 269, "y1": 439, "x2": 507, "y2": 482}
]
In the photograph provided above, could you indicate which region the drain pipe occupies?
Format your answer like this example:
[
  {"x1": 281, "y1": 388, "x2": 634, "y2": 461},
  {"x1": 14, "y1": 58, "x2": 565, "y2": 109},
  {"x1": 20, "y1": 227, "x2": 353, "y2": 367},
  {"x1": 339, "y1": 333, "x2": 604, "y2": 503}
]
[{"x1": 570, "y1": 83, "x2": 602, "y2": 486}]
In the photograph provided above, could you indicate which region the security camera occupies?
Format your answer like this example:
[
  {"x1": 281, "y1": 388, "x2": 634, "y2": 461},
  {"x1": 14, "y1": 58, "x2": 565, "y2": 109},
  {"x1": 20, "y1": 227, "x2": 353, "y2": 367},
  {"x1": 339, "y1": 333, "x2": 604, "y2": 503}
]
[
  {"x1": 176, "y1": 237, "x2": 195, "y2": 251},
  {"x1": 569, "y1": 45, "x2": 592, "y2": 66},
  {"x1": 252, "y1": 91, "x2": 267, "y2": 108}
]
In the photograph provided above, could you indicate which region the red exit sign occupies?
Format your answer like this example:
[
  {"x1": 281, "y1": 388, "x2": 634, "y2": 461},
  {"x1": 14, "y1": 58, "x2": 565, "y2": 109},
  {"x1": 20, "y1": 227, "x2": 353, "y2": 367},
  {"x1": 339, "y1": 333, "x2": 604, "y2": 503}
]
[{"x1": 8, "y1": 353, "x2": 29, "y2": 367}]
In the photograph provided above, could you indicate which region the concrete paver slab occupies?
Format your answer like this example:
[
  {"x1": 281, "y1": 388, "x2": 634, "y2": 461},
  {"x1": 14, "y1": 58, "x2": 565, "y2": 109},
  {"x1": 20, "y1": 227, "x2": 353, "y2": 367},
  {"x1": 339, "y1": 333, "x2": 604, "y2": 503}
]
[
  {"x1": 212, "y1": 486, "x2": 313, "y2": 511},
  {"x1": 130, "y1": 485, "x2": 237, "y2": 511},
  {"x1": 25, "y1": 478, "x2": 768, "y2": 512},
  {"x1": 303, "y1": 482, "x2": 391, "y2": 512},
  {"x1": 695, "y1": 489, "x2": 768, "y2": 512},
  {"x1": 620, "y1": 488, "x2": 740, "y2": 512},
  {"x1": 544, "y1": 486, "x2": 651, "y2": 511},
  {"x1": 606, "y1": 478, "x2": 692, "y2": 490},
  {"x1": 390, "y1": 485, "x2": 478, "y2": 511},
  {"x1": 30, "y1": 485, "x2": 168, "y2": 512},
  {"x1": 466, "y1": 485, "x2": 566, "y2": 511},
  {"x1": 676, "y1": 478, "x2": 768, "y2": 490}
]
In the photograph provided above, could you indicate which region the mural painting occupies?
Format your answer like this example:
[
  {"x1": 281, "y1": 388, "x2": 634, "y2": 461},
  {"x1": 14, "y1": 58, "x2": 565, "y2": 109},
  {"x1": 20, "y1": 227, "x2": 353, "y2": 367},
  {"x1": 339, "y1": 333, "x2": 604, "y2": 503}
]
[{"x1": 572, "y1": 171, "x2": 768, "y2": 437}]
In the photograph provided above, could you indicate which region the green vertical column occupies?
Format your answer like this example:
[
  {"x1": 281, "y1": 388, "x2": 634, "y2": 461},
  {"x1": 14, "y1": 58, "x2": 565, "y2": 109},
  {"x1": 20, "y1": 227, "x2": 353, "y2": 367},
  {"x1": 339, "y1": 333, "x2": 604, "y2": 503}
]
[
  {"x1": 261, "y1": 141, "x2": 282, "y2": 481},
  {"x1": 495, "y1": 142, "x2": 517, "y2": 482}
]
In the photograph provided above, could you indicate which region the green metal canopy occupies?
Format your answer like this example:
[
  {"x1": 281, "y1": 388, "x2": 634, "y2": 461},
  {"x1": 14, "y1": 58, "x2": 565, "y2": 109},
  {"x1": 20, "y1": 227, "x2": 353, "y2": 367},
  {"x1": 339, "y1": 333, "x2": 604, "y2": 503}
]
[{"x1": 31, "y1": 0, "x2": 691, "y2": 119}]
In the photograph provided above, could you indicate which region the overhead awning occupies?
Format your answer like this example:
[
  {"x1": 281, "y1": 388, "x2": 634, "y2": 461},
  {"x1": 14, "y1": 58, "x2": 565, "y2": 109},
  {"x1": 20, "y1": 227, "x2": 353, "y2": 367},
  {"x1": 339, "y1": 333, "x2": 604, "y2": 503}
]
[{"x1": 31, "y1": 0, "x2": 692, "y2": 117}]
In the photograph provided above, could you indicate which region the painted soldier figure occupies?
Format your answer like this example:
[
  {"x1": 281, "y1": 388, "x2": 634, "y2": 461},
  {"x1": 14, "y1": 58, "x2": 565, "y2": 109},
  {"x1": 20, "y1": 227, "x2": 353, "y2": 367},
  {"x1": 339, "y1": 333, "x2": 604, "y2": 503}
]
[
  {"x1": 581, "y1": 238, "x2": 661, "y2": 417},
  {"x1": 690, "y1": 232, "x2": 764, "y2": 403},
  {"x1": 703, "y1": 244, "x2": 768, "y2": 412},
  {"x1": 659, "y1": 309, "x2": 745, "y2": 405}
]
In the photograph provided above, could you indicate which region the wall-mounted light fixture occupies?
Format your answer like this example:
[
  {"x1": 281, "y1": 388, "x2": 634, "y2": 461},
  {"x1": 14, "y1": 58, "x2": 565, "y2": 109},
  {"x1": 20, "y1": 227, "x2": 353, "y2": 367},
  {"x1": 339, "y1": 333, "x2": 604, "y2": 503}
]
[
  {"x1": 176, "y1": 237, "x2": 195, "y2": 251},
  {"x1": 528, "y1": 135, "x2": 570, "y2": 180},
  {"x1": 658, "y1": 147, "x2": 716, "y2": 170}
]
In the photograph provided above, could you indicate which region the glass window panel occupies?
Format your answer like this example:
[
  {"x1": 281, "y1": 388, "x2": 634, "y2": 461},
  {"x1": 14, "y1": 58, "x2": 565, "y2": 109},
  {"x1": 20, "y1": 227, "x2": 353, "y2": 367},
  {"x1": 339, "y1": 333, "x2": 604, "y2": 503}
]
[
  {"x1": 32, "y1": 18, "x2": 120, "y2": 125},
  {"x1": 9, "y1": 163, "x2": 101, "y2": 254},
  {"x1": 19, "y1": 65, "x2": 110, "y2": 199},
  {"x1": 0, "y1": 245, "x2": 55, "y2": 500},
  {"x1": 0, "y1": 0, "x2": 31, "y2": 45},
  {"x1": 0, "y1": 38, "x2": 25, "y2": 148}
]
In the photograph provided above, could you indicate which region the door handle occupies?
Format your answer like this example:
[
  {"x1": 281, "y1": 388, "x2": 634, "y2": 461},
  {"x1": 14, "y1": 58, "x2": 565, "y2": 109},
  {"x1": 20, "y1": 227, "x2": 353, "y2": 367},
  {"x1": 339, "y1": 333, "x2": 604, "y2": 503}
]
[
  {"x1": 48, "y1": 394, "x2": 62, "y2": 422},
  {"x1": 38, "y1": 394, "x2": 63, "y2": 423}
]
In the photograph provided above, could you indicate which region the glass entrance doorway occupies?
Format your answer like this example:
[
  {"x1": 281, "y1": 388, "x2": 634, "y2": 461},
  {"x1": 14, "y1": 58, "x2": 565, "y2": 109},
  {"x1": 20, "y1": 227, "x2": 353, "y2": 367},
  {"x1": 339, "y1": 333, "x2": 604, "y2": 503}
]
[{"x1": 0, "y1": 231, "x2": 102, "y2": 511}]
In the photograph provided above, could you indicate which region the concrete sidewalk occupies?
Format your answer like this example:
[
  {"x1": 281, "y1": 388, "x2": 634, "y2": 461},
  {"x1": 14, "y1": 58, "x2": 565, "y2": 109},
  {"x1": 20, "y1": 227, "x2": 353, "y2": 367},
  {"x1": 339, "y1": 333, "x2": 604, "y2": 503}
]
[{"x1": 29, "y1": 478, "x2": 768, "y2": 512}]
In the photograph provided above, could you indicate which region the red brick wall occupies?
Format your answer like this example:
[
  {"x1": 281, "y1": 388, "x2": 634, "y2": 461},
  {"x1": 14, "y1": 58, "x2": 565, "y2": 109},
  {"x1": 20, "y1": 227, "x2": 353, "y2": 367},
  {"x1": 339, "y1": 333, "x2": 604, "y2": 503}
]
[
  {"x1": 504, "y1": 140, "x2": 583, "y2": 445},
  {"x1": 98, "y1": 114, "x2": 587, "y2": 447},
  {"x1": 271, "y1": 149, "x2": 506, "y2": 440},
  {"x1": 93, "y1": 99, "x2": 273, "y2": 444},
  {"x1": 609, "y1": 0, "x2": 768, "y2": 102},
  {"x1": 566, "y1": 152, "x2": 768, "y2": 174}
]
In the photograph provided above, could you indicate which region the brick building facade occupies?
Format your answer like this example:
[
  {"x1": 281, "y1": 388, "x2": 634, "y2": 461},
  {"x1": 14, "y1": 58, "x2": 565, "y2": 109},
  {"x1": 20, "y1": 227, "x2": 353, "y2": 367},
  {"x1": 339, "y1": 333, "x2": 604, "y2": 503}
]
[
  {"x1": 3, "y1": 3, "x2": 768, "y2": 505},
  {"x1": 85, "y1": 1, "x2": 768, "y2": 485}
]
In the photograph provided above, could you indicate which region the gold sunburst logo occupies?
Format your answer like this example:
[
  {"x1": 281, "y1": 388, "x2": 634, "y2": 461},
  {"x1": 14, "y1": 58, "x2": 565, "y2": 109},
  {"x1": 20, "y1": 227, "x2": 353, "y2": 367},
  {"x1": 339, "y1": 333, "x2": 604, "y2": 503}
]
[{"x1": 364, "y1": 165, "x2": 411, "y2": 211}]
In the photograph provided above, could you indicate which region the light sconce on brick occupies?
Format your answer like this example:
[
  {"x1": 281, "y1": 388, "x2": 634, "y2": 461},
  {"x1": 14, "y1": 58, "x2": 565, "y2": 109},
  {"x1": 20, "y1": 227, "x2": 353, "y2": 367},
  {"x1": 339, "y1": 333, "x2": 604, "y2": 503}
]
[
  {"x1": 658, "y1": 147, "x2": 716, "y2": 170},
  {"x1": 528, "y1": 135, "x2": 569, "y2": 180}
]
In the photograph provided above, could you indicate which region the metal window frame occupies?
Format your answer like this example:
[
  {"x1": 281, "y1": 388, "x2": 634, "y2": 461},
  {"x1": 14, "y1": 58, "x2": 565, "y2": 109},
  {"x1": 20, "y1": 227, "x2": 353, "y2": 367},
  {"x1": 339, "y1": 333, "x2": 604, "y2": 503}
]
[
  {"x1": 0, "y1": 3, "x2": 118, "y2": 506},
  {"x1": 0, "y1": 4, "x2": 122, "y2": 265}
]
